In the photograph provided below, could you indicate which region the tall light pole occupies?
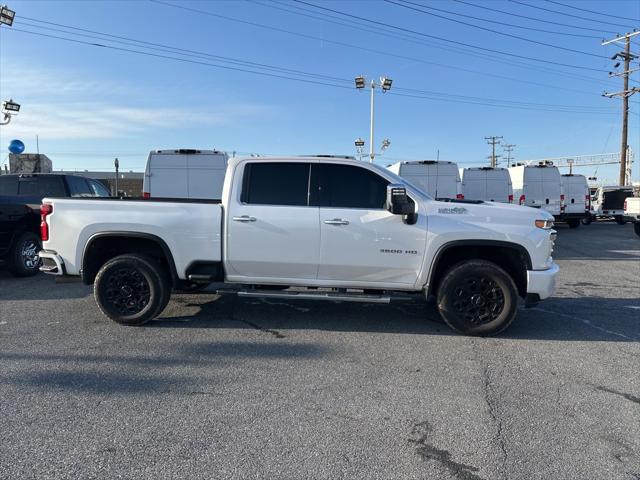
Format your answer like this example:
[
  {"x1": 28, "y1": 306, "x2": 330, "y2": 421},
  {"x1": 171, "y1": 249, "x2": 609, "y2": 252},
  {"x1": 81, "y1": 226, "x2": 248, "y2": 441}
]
[{"x1": 355, "y1": 75, "x2": 392, "y2": 162}]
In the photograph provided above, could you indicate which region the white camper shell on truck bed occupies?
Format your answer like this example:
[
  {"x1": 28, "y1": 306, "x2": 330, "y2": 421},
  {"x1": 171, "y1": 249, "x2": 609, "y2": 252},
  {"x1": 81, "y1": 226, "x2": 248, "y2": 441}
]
[
  {"x1": 460, "y1": 167, "x2": 513, "y2": 204},
  {"x1": 559, "y1": 174, "x2": 589, "y2": 228},
  {"x1": 387, "y1": 160, "x2": 462, "y2": 200},
  {"x1": 143, "y1": 149, "x2": 229, "y2": 200},
  {"x1": 509, "y1": 164, "x2": 562, "y2": 219},
  {"x1": 586, "y1": 185, "x2": 635, "y2": 225}
]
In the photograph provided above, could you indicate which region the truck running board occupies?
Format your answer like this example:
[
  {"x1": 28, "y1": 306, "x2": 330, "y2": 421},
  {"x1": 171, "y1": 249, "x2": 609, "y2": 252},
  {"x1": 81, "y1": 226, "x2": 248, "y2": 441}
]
[{"x1": 234, "y1": 289, "x2": 391, "y2": 304}]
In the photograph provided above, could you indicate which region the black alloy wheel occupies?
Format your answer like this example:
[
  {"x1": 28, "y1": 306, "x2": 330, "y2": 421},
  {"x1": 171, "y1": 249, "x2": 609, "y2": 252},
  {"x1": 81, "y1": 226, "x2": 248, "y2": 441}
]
[
  {"x1": 437, "y1": 260, "x2": 518, "y2": 336},
  {"x1": 94, "y1": 254, "x2": 170, "y2": 325}
]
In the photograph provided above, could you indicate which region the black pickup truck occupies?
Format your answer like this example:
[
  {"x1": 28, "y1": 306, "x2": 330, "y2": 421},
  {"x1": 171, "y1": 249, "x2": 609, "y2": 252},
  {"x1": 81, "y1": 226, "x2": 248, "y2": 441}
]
[{"x1": 0, "y1": 174, "x2": 111, "y2": 276}]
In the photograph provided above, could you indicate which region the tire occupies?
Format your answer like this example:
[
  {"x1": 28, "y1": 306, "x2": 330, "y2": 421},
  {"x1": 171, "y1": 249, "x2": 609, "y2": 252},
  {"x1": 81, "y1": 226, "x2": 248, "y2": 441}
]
[
  {"x1": 174, "y1": 281, "x2": 210, "y2": 293},
  {"x1": 567, "y1": 219, "x2": 580, "y2": 229},
  {"x1": 634, "y1": 222, "x2": 640, "y2": 238},
  {"x1": 436, "y1": 260, "x2": 519, "y2": 336},
  {"x1": 94, "y1": 254, "x2": 170, "y2": 326},
  {"x1": 581, "y1": 215, "x2": 593, "y2": 225},
  {"x1": 615, "y1": 215, "x2": 626, "y2": 225},
  {"x1": 7, "y1": 231, "x2": 41, "y2": 277}
]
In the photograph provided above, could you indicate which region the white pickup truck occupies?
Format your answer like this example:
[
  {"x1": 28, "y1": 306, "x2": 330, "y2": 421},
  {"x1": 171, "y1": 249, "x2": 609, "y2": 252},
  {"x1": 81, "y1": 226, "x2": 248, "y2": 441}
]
[
  {"x1": 39, "y1": 156, "x2": 559, "y2": 336},
  {"x1": 624, "y1": 196, "x2": 640, "y2": 237}
]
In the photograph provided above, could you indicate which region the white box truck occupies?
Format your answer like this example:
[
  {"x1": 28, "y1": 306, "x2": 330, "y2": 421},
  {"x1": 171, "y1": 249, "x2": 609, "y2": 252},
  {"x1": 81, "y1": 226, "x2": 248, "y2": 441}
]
[
  {"x1": 509, "y1": 164, "x2": 562, "y2": 219},
  {"x1": 387, "y1": 161, "x2": 462, "y2": 200},
  {"x1": 559, "y1": 174, "x2": 589, "y2": 228},
  {"x1": 142, "y1": 149, "x2": 228, "y2": 200},
  {"x1": 460, "y1": 167, "x2": 513, "y2": 203}
]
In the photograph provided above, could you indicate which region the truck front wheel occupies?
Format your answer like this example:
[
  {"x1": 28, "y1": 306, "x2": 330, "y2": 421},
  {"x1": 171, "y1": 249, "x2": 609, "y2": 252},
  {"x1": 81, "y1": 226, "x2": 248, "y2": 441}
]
[
  {"x1": 94, "y1": 254, "x2": 170, "y2": 326},
  {"x1": 436, "y1": 260, "x2": 518, "y2": 336}
]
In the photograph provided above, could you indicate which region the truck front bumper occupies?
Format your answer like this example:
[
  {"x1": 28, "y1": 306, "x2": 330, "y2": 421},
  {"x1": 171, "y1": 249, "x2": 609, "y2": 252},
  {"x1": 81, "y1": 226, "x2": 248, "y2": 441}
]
[
  {"x1": 39, "y1": 249, "x2": 66, "y2": 276},
  {"x1": 526, "y1": 262, "x2": 560, "y2": 301}
]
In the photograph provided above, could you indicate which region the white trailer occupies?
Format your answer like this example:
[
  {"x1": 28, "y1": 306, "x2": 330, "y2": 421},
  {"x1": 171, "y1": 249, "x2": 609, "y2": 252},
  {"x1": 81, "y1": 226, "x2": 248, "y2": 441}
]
[
  {"x1": 142, "y1": 149, "x2": 228, "y2": 200},
  {"x1": 460, "y1": 167, "x2": 513, "y2": 203},
  {"x1": 509, "y1": 164, "x2": 562, "y2": 219},
  {"x1": 387, "y1": 160, "x2": 462, "y2": 200}
]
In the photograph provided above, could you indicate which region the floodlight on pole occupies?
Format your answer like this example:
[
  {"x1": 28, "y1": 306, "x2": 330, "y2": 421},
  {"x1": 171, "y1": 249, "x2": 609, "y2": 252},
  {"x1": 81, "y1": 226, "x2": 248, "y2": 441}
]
[
  {"x1": 0, "y1": 5, "x2": 15, "y2": 26},
  {"x1": 354, "y1": 74, "x2": 393, "y2": 162},
  {"x1": 355, "y1": 137, "x2": 365, "y2": 161},
  {"x1": 381, "y1": 138, "x2": 391, "y2": 152},
  {"x1": 1, "y1": 98, "x2": 20, "y2": 125}
]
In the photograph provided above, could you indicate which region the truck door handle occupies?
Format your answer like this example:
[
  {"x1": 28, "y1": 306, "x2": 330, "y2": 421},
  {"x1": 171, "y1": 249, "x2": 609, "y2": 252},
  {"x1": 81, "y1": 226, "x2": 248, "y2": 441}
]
[
  {"x1": 232, "y1": 215, "x2": 256, "y2": 222},
  {"x1": 324, "y1": 218, "x2": 349, "y2": 225}
]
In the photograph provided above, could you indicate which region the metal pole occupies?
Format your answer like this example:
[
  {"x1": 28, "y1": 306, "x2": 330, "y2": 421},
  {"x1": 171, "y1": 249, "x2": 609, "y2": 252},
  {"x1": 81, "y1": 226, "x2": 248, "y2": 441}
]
[
  {"x1": 114, "y1": 157, "x2": 119, "y2": 197},
  {"x1": 369, "y1": 80, "x2": 375, "y2": 163}
]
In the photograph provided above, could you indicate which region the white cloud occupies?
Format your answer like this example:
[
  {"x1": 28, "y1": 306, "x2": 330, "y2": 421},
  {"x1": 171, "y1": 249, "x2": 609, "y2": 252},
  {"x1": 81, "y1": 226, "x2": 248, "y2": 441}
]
[
  {"x1": 0, "y1": 102, "x2": 270, "y2": 139},
  {"x1": 0, "y1": 61, "x2": 274, "y2": 140}
]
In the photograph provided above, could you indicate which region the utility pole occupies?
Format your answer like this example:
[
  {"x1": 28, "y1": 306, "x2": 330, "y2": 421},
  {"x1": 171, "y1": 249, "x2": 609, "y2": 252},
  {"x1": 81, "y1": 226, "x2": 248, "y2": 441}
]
[
  {"x1": 485, "y1": 136, "x2": 503, "y2": 168},
  {"x1": 602, "y1": 30, "x2": 640, "y2": 186},
  {"x1": 503, "y1": 143, "x2": 516, "y2": 166}
]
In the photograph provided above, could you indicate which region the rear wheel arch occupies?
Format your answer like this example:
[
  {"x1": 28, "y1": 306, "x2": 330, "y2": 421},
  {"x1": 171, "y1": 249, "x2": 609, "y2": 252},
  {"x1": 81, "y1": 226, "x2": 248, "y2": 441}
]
[
  {"x1": 81, "y1": 232, "x2": 178, "y2": 287},
  {"x1": 426, "y1": 240, "x2": 531, "y2": 299}
]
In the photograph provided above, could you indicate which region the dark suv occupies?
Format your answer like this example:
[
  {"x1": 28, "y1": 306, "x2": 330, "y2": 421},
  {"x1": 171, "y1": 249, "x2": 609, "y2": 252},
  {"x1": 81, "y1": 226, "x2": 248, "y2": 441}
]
[{"x1": 0, "y1": 174, "x2": 111, "y2": 276}]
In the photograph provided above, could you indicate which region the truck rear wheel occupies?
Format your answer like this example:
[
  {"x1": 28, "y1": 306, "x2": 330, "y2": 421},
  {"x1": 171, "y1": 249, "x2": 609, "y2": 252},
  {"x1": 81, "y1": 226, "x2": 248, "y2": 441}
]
[
  {"x1": 94, "y1": 254, "x2": 170, "y2": 326},
  {"x1": 615, "y1": 215, "x2": 627, "y2": 225},
  {"x1": 436, "y1": 260, "x2": 518, "y2": 336},
  {"x1": 8, "y1": 232, "x2": 41, "y2": 277},
  {"x1": 634, "y1": 222, "x2": 640, "y2": 238}
]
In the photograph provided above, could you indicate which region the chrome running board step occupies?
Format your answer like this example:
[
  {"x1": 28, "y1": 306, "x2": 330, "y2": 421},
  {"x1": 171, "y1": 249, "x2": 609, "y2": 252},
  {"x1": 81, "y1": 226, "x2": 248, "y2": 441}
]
[{"x1": 234, "y1": 290, "x2": 391, "y2": 304}]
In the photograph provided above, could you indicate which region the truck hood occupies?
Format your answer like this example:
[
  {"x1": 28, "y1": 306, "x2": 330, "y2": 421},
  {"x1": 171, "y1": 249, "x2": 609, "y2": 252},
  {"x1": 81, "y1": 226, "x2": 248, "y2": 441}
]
[{"x1": 427, "y1": 199, "x2": 553, "y2": 227}]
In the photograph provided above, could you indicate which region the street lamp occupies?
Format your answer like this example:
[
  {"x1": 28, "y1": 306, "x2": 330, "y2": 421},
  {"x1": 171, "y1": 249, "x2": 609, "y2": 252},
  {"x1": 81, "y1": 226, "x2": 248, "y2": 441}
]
[
  {"x1": 0, "y1": 5, "x2": 15, "y2": 26},
  {"x1": 354, "y1": 137, "x2": 365, "y2": 161},
  {"x1": 1, "y1": 98, "x2": 20, "y2": 125},
  {"x1": 354, "y1": 75, "x2": 393, "y2": 162}
]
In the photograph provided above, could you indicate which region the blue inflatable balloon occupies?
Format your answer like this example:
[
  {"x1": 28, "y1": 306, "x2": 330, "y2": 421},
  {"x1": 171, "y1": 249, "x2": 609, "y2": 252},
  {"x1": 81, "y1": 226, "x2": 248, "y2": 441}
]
[{"x1": 8, "y1": 139, "x2": 25, "y2": 155}]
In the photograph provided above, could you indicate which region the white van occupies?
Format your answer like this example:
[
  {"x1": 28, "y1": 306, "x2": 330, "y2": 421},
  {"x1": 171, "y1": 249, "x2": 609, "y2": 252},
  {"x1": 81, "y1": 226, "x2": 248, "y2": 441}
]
[
  {"x1": 460, "y1": 167, "x2": 513, "y2": 203},
  {"x1": 559, "y1": 174, "x2": 589, "y2": 228},
  {"x1": 387, "y1": 160, "x2": 462, "y2": 199},
  {"x1": 143, "y1": 149, "x2": 229, "y2": 200},
  {"x1": 508, "y1": 164, "x2": 562, "y2": 218}
]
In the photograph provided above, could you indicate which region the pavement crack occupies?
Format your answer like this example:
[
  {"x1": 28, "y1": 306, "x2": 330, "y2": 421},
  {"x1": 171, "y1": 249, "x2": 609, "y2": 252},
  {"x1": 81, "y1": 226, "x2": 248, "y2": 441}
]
[
  {"x1": 596, "y1": 385, "x2": 640, "y2": 406},
  {"x1": 482, "y1": 364, "x2": 509, "y2": 480},
  {"x1": 409, "y1": 421, "x2": 486, "y2": 480}
]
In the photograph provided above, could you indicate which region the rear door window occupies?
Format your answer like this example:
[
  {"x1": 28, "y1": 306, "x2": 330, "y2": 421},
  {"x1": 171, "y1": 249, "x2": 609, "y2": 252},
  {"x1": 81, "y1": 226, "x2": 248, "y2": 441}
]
[
  {"x1": 0, "y1": 176, "x2": 18, "y2": 195},
  {"x1": 241, "y1": 162, "x2": 311, "y2": 206},
  {"x1": 17, "y1": 176, "x2": 66, "y2": 197},
  {"x1": 88, "y1": 180, "x2": 111, "y2": 197},
  {"x1": 66, "y1": 176, "x2": 93, "y2": 197},
  {"x1": 317, "y1": 164, "x2": 389, "y2": 209}
]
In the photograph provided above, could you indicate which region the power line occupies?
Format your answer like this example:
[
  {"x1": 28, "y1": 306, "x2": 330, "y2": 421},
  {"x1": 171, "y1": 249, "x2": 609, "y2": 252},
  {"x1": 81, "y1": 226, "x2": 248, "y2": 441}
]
[
  {"x1": 544, "y1": 0, "x2": 640, "y2": 23},
  {"x1": 508, "y1": 0, "x2": 634, "y2": 29},
  {"x1": 381, "y1": 0, "x2": 601, "y2": 39},
  {"x1": 386, "y1": 0, "x2": 605, "y2": 58},
  {"x1": 150, "y1": 0, "x2": 611, "y2": 93},
  {"x1": 451, "y1": 0, "x2": 618, "y2": 35},
  {"x1": 290, "y1": 0, "x2": 607, "y2": 72},
  {"x1": 4, "y1": 27, "x2": 620, "y2": 116},
  {"x1": 254, "y1": 0, "x2": 613, "y2": 85}
]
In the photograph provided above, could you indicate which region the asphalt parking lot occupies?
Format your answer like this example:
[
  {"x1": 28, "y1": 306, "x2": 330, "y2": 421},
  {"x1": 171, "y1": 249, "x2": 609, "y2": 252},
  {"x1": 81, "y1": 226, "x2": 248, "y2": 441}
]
[{"x1": 1, "y1": 222, "x2": 639, "y2": 480}]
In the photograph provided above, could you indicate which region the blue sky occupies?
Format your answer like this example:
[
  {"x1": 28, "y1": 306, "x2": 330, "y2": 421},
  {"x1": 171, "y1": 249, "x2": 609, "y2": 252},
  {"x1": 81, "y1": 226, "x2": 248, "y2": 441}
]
[{"x1": 1, "y1": 0, "x2": 638, "y2": 183}]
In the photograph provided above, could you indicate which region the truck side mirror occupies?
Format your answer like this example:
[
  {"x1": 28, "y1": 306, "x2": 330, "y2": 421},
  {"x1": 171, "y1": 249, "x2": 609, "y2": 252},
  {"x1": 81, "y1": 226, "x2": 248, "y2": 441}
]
[{"x1": 386, "y1": 184, "x2": 418, "y2": 224}]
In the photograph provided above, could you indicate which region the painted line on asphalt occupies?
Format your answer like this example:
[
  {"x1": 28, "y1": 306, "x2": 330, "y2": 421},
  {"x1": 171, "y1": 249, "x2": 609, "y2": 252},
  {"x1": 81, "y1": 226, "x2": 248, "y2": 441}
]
[{"x1": 533, "y1": 307, "x2": 638, "y2": 341}]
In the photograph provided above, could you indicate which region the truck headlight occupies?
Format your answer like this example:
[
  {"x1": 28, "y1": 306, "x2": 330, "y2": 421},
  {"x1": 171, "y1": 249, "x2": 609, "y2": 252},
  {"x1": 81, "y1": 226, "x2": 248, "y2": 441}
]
[{"x1": 535, "y1": 219, "x2": 554, "y2": 229}]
